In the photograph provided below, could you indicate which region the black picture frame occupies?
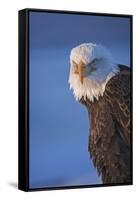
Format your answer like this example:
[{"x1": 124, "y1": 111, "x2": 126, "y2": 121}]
[{"x1": 18, "y1": 8, "x2": 133, "y2": 192}]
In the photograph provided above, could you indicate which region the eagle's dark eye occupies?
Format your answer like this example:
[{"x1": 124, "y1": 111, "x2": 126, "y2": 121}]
[{"x1": 91, "y1": 58, "x2": 99, "y2": 65}]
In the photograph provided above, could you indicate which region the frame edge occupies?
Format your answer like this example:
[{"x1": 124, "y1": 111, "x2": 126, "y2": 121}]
[{"x1": 18, "y1": 9, "x2": 29, "y2": 192}]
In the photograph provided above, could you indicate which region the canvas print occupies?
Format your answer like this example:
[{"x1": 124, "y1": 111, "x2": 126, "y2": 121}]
[{"x1": 19, "y1": 9, "x2": 132, "y2": 191}]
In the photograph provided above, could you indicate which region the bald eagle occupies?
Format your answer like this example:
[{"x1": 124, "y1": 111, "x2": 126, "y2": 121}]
[{"x1": 69, "y1": 43, "x2": 131, "y2": 184}]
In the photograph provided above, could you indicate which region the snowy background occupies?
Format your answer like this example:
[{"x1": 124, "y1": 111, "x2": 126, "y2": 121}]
[{"x1": 29, "y1": 11, "x2": 130, "y2": 188}]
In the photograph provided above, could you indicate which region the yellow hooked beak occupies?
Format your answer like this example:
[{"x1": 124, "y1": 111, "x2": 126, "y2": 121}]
[
  {"x1": 78, "y1": 61, "x2": 84, "y2": 84},
  {"x1": 73, "y1": 60, "x2": 84, "y2": 84}
]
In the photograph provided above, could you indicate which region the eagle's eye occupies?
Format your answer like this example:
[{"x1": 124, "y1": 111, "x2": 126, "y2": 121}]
[{"x1": 90, "y1": 58, "x2": 100, "y2": 66}]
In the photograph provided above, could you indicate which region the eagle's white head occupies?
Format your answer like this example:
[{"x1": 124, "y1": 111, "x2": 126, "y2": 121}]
[{"x1": 69, "y1": 43, "x2": 119, "y2": 102}]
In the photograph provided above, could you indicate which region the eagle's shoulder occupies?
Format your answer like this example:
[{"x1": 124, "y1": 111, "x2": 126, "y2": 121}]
[
  {"x1": 105, "y1": 64, "x2": 130, "y2": 95},
  {"x1": 103, "y1": 64, "x2": 131, "y2": 145},
  {"x1": 118, "y1": 64, "x2": 130, "y2": 72}
]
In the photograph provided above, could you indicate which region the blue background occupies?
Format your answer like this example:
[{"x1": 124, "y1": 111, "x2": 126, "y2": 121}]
[{"x1": 29, "y1": 11, "x2": 130, "y2": 188}]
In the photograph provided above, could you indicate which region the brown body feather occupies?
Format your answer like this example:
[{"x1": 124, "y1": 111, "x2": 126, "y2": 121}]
[{"x1": 80, "y1": 65, "x2": 131, "y2": 184}]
